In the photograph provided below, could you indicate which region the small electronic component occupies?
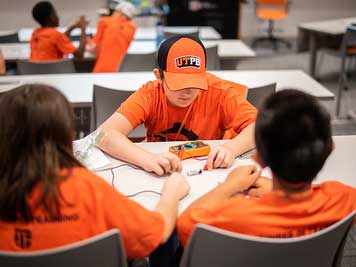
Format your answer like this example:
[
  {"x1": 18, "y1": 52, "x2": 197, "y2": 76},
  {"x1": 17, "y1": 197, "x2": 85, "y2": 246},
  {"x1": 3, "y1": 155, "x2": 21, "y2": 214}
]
[
  {"x1": 169, "y1": 141, "x2": 211, "y2": 160},
  {"x1": 186, "y1": 169, "x2": 203, "y2": 176}
]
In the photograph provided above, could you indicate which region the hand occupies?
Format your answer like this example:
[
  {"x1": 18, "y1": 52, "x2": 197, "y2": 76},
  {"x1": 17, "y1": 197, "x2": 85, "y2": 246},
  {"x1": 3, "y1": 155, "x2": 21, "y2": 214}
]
[
  {"x1": 247, "y1": 176, "x2": 273, "y2": 197},
  {"x1": 224, "y1": 165, "x2": 261, "y2": 195},
  {"x1": 85, "y1": 37, "x2": 96, "y2": 52},
  {"x1": 162, "y1": 172, "x2": 190, "y2": 200},
  {"x1": 206, "y1": 145, "x2": 235, "y2": 170},
  {"x1": 142, "y1": 152, "x2": 182, "y2": 176},
  {"x1": 76, "y1": 16, "x2": 88, "y2": 30}
]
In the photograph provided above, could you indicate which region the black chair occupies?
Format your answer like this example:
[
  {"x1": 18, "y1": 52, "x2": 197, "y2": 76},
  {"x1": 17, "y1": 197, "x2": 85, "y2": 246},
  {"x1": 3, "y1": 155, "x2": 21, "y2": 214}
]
[
  {"x1": 164, "y1": 30, "x2": 199, "y2": 40},
  {"x1": 0, "y1": 229, "x2": 128, "y2": 267},
  {"x1": 17, "y1": 59, "x2": 75, "y2": 75},
  {"x1": 119, "y1": 52, "x2": 156, "y2": 72},
  {"x1": 205, "y1": 45, "x2": 220, "y2": 70},
  {"x1": 0, "y1": 32, "x2": 19, "y2": 43},
  {"x1": 93, "y1": 84, "x2": 146, "y2": 141},
  {"x1": 247, "y1": 83, "x2": 276, "y2": 107},
  {"x1": 180, "y1": 210, "x2": 356, "y2": 267}
]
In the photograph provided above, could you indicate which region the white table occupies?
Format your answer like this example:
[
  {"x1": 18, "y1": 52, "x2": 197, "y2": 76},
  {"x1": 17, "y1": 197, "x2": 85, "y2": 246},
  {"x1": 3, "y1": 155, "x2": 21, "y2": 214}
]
[
  {"x1": 91, "y1": 136, "x2": 356, "y2": 213},
  {"x1": 0, "y1": 39, "x2": 255, "y2": 70},
  {"x1": 298, "y1": 17, "x2": 356, "y2": 77},
  {"x1": 5, "y1": 26, "x2": 221, "y2": 43},
  {"x1": 0, "y1": 70, "x2": 336, "y2": 136},
  {"x1": 0, "y1": 70, "x2": 334, "y2": 104}
]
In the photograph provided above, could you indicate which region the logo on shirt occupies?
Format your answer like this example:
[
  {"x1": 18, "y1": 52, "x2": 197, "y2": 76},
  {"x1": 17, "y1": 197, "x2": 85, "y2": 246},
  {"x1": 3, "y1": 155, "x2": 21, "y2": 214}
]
[
  {"x1": 14, "y1": 228, "x2": 32, "y2": 249},
  {"x1": 150, "y1": 122, "x2": 198, "y2": 141},
  {"x1": 175, "y1": 56, "x2": 201, "y2": 69}
]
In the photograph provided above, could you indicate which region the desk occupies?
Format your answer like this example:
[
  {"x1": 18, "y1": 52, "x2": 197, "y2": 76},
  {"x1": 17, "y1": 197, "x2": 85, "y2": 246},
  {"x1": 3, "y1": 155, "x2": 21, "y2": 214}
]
[
  {"x1": 91, "y1": 136, "x2": 356, "y2": 213},
  {"x1": 0, "y1": 70, "x2": 334, "y2": 102},
  {"x1": 0, "y1": 70, "x2": 334, "y2": 135},
  {"x1": 298, "y1": 17, "x2": 356, "y2": 78},
  {"x1": 0, "y1": 39, "x2": 255, "y2": 70},
  {"x1": 9, "y1": 26, "x2": 221, "y2": 43}
]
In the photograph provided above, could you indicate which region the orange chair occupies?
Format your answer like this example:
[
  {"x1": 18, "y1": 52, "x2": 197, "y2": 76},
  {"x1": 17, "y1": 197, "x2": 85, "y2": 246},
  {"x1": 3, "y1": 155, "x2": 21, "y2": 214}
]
[{"x1": 252, "y1": 0, "x2": 291, "y2": 50}]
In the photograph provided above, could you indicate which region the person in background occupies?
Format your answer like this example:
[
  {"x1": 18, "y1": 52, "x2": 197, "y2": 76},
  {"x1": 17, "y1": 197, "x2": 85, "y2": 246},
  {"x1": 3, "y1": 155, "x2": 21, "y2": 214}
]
[
  {"x1": 177, "y1": 89, "x2": 356, "y2": 246},
  {"x1": 0, "y1": 49, "x2": 5, "y2": 75},
  {"x1": 0, "y1": 84, "x2": 189, "y2": 263},
  {"x1": 87, "y1": 1, "x2": 137, "y2": 72},
  {"x1": 98, "y1": 36, "x2": 257, "y2": 176},
  {"x1": 30, "y1": 1, "x2": 87, "y2": 61}
]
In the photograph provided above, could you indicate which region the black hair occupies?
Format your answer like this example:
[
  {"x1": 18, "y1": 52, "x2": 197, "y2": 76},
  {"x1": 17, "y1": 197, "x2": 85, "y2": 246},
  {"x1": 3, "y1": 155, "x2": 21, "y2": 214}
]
[
  {"x1": 32, "y1": 1, "x2": 55, "y2": 26},
  {"x1": 156, "y1": 35, "x2": 207, "y2": 71},
  {"x1": 255, "y1": 89, "x2": 333, "y2": 185}
]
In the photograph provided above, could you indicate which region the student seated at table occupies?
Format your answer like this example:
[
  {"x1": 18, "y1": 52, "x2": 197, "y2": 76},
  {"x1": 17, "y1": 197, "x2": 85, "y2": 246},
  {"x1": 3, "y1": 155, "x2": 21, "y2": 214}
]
[
  {"x1": 98, "y1": 36, "x2": 257, "y2": 176},
  {"x1": 177, "y1": 89, "x2": 356, "y2": 246},
  {"x1": 0, "y1": 84, "x2": 189, "y2": 261},
  {"x1": 86, "y1": 1, "x2": 137, "y2": 72},
  {"x1": 30, "y1": 1, "x2": 87, "y2": 61},
  {"x1": 0, "y1": 48, "x2": 5, "y2": 75}
]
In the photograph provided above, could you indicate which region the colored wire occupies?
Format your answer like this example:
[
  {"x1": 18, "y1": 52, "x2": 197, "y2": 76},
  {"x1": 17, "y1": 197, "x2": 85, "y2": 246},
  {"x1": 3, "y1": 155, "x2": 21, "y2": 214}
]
[{"x1": 99, "y1": 163, "x2": 162, "y2": 197}]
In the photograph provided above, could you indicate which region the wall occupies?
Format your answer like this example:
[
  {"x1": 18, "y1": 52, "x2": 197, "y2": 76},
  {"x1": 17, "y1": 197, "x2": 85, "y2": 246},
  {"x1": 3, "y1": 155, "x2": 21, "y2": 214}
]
[{"x1": 0, "y1": 0, "x2": 356, "y2": 38}]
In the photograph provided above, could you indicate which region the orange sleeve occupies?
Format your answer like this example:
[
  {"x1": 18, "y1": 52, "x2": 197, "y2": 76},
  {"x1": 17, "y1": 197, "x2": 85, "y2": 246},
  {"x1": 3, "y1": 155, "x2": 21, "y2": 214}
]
[
  {"x1": 116, "y1": 82, "x2": 155, "y2": 128},
  {"x1": 222, "y1": 88, "x2": 257, "y2": 135},
  {"x1": 101, "y1": 184, "x2": 165, "y2": 259},
  {"x1": 56, "y1": 32, "x2": 76, "y2": 55}
]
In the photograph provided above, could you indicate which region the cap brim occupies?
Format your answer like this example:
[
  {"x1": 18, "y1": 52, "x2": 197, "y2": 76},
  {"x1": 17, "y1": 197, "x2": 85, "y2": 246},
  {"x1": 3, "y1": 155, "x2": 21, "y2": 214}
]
[{"x1": 164, "y1": 71, "x2": 208, "y2": 91}]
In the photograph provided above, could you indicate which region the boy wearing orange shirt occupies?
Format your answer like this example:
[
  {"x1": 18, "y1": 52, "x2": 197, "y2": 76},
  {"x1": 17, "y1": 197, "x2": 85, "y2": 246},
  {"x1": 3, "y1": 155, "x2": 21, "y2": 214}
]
[
  {"x1": 88, "y1": 1, "x2": 137, "y2": 72},
  {"x1": 177, "y1": 89, "x2": 356, "y2": 246},
  {"x1": 98, "y1": 36, "x2": 257, "y2": 176},
  {"x1": 30, "y1": 1, "x2": 87, "y2": 61}
]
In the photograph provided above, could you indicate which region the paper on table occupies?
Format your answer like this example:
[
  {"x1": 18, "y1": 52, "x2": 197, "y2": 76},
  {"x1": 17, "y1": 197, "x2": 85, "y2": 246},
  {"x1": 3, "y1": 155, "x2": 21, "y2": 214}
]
[{"x1": 73, "y1": 131, "x2": 111, "y2": 171}]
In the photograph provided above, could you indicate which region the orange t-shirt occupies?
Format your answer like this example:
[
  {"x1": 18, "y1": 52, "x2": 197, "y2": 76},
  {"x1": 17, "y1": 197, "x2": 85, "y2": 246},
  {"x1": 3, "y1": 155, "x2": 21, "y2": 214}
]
[
  {"x1": 117, "y1": 72, "x2": 256, "y2": 141},
  {"x1": 0, "y1": 167, "x2": 164, "y2": 259},
  {"x1": 177, "y1": 181, "x2": 356, "y2": 246},
  {"x1": 92, "y1": 16, "x2": 136, "y2": 73},
  {"x1": 30, "y1": 27, "x2": 76, "y2": 61}
]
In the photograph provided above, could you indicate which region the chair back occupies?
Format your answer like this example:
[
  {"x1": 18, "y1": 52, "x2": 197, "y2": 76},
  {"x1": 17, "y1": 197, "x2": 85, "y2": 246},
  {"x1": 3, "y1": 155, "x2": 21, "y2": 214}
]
[
  {"x1": 257, "y1": 0, "x2": 287, "y2": 6},
  {"x1": 93, "y1": 84, "x2": 146, "y2": 139},
  {"x1": 119, "y1": 52, "x2": 156, "y2": 72},
  {"x1": 247, "y1": 83, "x2": 276, "y2": 107},
  {"x1": 180, "y1": 210, "x2": 356, "y2": 267},
  {"x1": 164, "y1": 30, "x2": 199, "y2": 40},
  {"x1": 0, "y1": 32, "x2": 19, "y2": 43},
  {"x1": 17, "y1": 59, "x2": 75, "y2": 75},
  {"x1": 205, "y1": 45, "x2": 220, "y2": 70},
  {"x1": 0, "y1": 229, "x2": 127, "y2": 267}
]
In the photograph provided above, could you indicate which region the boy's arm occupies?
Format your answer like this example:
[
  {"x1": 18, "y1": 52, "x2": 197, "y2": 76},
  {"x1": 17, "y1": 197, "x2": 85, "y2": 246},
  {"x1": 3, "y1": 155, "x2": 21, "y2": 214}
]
[
  {"x1": 98, "y1": 112, "x2": 182, "y2": 176},
  {"x1": 72, "y1": 16, "x2": 87, "y2": 59},
  {"x1": 206, "y1": 123, "x2": 255, "y2": 170},
  {"x1": 185, "y1": 165, "x2": 260, "y2": 209}
]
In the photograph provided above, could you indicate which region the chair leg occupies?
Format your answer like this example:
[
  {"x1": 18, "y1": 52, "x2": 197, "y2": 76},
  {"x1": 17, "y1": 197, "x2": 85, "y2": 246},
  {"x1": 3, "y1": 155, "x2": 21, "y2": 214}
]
[
  {"x1": 252, "y1": 20, "x2": 291, "y2": 50},
  {"x1": 336, "y1": 56, "x2": 347, "y2": 117}
]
